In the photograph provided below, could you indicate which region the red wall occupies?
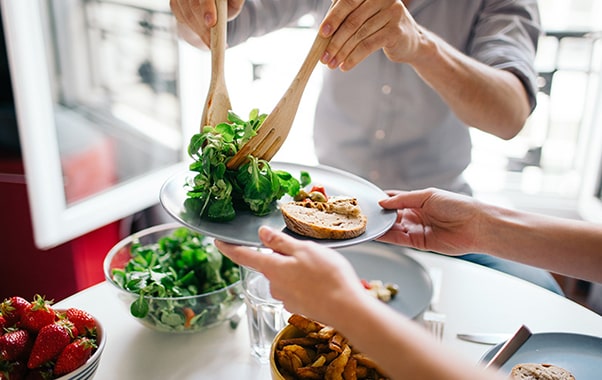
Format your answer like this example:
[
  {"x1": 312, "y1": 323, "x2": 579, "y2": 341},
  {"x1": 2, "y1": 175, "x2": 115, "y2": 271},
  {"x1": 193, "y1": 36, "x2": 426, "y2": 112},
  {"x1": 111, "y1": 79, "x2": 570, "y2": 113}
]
[{"x1": 0, "y1": 158, "x2": 121, "y2": 302}]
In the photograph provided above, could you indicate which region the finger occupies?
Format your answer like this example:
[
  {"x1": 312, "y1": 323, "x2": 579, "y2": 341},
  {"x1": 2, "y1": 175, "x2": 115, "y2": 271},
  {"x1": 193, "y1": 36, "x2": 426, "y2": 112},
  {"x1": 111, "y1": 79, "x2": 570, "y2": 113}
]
[
  {"x1": 227, "y1": 0, "x2": 246, "y2": 20},
  {"x1": 320, "y1": 0, "x2": 364, "y2": 38},
  {"x1": 172, "y1": 0, "x2": 216, "y2": 44},
  {"x1": 378, "y1": 190, "x2": 409, "y2": 205},
  {"x1": 257, "y1": 226, "x2": 309, "y2": 257},
  {"x1": 176, "y1": 22, "x2": 208, "y2": 49},
  {"x1": 336, "y1": 12, "x2": 393, "y2": 70},
  {"x1": 325, "y1": 0, "x2": 382, "y2": 66},
  {"x1": 335, "y1": 28, "x2": 381, "y2": 70},
  {"x1": 378, "y1": 188, "x2": 433, "y2": 209},
  {"x1": 170, "y1": 0, "x2": 182, "y2": 22},
  {"x1": 322, "y1": 0, "x2": 374, "y2": 65},
  {"x1": 214, "y1": 239, "x2": 279, "y2": 272},
  {"x1": 190, "y1": 0, "x2": 216, "y2": 28},
  {"x1": 377, "y1": 224, "x2": 413, "y2": 246}
]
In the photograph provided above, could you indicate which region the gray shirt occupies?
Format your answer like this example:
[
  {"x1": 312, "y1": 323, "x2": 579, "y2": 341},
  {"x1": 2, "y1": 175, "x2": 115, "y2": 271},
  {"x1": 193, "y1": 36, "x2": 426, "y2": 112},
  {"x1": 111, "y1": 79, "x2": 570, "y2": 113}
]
[{"x1": 228, "y1": 0, "x2": 541, "y2": 194}]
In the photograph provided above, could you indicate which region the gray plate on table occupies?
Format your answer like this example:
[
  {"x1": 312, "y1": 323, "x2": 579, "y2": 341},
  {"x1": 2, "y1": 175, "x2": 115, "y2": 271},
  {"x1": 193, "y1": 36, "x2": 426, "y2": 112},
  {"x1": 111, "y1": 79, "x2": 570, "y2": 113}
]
[
  {"x1": 338, "y1": 241, "x2": 433, "y2": 319},
  {"x1": 480, "y1": 332, "x2": 602, "y2": 380},
  {"x1": 159, "y1": 162, "x2": 396, "y2": 248}
]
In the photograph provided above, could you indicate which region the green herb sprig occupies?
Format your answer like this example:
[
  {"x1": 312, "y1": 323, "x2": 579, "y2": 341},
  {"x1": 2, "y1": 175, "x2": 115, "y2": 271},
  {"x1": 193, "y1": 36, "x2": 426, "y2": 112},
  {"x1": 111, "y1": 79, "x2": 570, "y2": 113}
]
[
  {"x1": 186, "y1": 109, "x2": 311, "y2": 222},
  {"x1": 111, "y1": 227, "x2": 240, "y2": 330}
]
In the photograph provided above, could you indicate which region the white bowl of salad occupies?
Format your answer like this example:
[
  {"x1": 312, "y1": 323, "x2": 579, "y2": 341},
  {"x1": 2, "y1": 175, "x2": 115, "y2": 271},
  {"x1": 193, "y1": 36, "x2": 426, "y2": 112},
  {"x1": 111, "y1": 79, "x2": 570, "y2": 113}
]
[{"x1": 103, "y1": 223, "x2": 243, "y2": 333}]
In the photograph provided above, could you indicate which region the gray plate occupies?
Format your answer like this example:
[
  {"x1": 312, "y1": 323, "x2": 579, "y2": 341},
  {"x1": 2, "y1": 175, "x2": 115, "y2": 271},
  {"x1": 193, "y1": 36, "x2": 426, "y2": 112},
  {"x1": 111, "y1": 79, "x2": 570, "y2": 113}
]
[
  {"x1": 480, "y1": 333, "x2": 602, "y2": 380},
  {"x1": 337, "y1": 241, "x2": 433, "y2": 319},
  {"x1": 159, "y1": 162, "x2": 396, "y2": 248}
]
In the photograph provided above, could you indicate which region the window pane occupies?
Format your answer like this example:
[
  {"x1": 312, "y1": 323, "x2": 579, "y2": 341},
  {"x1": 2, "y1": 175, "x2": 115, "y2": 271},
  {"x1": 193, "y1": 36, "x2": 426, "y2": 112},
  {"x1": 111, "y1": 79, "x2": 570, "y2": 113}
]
[{"x1": 50, "y1": 0, "x2": 181, "y2": 204}]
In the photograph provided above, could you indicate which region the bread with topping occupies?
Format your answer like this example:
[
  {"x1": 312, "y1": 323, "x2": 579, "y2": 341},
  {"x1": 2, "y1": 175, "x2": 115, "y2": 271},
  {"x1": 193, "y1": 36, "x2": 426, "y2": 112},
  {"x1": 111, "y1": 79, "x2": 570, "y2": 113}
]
[
  {"x1": 510, "y1": 363, "x2": 575, "y2": 380},
  {"x1": 280, "y1": 196, "x2": 367, "y2": 240}
]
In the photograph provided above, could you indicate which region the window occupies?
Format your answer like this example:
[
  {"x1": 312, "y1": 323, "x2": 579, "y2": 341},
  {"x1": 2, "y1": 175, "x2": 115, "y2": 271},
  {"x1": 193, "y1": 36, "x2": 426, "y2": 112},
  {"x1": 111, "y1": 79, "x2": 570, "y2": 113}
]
[{"x1": 2, "y1": 0, "x2": 193, "y2": 248}]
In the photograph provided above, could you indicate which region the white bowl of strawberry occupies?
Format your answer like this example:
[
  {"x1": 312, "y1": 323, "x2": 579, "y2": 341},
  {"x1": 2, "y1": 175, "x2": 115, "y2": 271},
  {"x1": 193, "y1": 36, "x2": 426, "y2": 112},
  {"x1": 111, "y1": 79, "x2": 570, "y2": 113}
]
[{"x1": 0, "y1": 295, "x2": 105, "y2": 380}]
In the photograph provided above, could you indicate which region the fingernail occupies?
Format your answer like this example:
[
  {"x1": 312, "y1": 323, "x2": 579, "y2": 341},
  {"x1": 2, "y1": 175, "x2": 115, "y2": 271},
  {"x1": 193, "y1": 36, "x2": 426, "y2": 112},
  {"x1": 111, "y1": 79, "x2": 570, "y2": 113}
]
[
  {"x1": 204, "y1": 12, "x2": 213, "y2": 26},
  {"x1": 321, "y1": 51, "x2": 330, "y2": 64},
  {"x1": 320, "y1": 23, "x2": 332, "y2": 37},
  {"x1": 258, "y1": 225, "x2": 274, "y2": 241}
]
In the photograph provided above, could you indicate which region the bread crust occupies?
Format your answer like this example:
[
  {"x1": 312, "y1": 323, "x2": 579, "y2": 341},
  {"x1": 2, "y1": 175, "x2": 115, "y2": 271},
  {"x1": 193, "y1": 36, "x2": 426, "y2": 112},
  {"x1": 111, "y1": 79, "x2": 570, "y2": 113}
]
[
  {"x1": 510, "y1": 363, "x2": 575, "y2": 380},
  {"x1": 280, "y1": 197, "x2": 367, "y2": 240}
]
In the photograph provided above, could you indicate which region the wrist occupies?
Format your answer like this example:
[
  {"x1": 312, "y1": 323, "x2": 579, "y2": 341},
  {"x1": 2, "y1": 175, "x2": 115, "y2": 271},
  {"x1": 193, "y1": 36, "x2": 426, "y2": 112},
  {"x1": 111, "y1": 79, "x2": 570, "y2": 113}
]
[
  {"x1": 407, "y1": 26, "x2": 440, "y2": 68},
  {"x1": 477, "y1": 202, "x2": 525, "y2": 255}
]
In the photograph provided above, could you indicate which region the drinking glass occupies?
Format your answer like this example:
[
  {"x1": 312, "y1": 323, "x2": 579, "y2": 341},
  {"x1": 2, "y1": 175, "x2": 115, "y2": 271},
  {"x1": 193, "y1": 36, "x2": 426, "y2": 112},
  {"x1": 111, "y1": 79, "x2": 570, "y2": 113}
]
[{"x1": 241, "y1": 265, "x2": 289, "y2": 363}]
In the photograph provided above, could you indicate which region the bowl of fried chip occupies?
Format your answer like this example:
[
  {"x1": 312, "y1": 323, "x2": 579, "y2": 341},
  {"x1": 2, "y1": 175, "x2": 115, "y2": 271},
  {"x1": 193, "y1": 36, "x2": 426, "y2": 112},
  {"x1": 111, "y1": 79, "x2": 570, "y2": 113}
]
[{"x1": 270, "y1": 314, "x2": 390, "y2": 380}]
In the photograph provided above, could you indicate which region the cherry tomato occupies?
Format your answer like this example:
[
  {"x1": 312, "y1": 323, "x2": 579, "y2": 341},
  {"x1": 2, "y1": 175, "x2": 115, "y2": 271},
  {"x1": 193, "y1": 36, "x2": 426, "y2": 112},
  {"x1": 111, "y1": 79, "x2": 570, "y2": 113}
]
[{"x1": 310, "y1": 185, "x2": 327, "y2": 197}]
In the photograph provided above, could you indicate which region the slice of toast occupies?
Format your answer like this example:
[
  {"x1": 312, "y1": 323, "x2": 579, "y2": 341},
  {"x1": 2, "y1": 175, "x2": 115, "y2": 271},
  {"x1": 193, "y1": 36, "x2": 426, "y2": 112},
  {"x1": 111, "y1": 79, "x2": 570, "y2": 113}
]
[
  {"x1": 280, "y1": 196, "x2": 367, "y2": 240},
  {"x1": 510, "y1": 363, "x2": 575, "y2": 380}
]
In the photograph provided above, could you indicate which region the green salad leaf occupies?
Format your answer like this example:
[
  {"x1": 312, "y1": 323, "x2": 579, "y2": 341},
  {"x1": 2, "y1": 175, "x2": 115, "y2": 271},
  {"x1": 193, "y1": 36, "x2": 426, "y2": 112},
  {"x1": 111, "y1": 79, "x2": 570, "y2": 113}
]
[
  {"x1": 186, "y1": 109, "x2": 311, "y2": 222},
  {"x1": 111, "y1": 227, "x2": 241, "y2": 330}
]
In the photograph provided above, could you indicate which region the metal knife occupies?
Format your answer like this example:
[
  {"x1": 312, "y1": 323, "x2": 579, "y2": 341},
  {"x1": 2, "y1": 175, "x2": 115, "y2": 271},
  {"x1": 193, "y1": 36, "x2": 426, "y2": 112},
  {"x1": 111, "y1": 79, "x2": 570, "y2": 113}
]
[
  {"x1": 484, "y1": 325, "x2": 532, "y2": 369},
  {"x1": 456, "y1": 332, "x2": 512, "y2": 345}
]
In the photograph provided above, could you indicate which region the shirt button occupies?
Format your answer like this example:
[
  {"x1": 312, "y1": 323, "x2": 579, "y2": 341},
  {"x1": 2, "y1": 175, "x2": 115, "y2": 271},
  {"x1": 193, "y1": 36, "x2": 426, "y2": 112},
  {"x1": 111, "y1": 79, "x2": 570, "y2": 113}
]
[
  {"x1": 374, "y1": 129, "x2": 386, "y2": 140},
  {"x1": 381, "y1": 85, "x2": 391, "y2": 95}
]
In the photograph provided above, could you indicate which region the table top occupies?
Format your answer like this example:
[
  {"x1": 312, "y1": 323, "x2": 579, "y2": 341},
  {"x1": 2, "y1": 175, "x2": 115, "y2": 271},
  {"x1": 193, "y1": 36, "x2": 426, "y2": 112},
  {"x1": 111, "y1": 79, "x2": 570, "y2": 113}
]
[{"x1": 54, "y1": 248, "x2": 602, "y2": 380}]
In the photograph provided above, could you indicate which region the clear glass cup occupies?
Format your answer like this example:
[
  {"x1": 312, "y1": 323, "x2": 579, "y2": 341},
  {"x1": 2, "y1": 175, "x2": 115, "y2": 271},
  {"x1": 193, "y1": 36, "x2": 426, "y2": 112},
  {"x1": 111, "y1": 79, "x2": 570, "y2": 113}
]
[{"x1": 241, "y1": 266, "x2": 289, "y2": 363}]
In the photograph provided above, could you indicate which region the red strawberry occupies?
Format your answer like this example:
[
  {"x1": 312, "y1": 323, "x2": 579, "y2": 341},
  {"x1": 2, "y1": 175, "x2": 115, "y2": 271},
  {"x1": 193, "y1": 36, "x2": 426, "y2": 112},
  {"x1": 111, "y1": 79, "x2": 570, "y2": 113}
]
[
  {"x1": 0, "y1": 315, "x2": 7, "y2": 331},
  {"x1": 53, "y1": 337, "x2": 96, "y2": 376},
  {"x1": 0, "y1": 329, "x2": 32, "y2": 361},
  {"x1": 65, "y1": 308, "x2": 97, "y2": 337},
  {"x1": 0, "y1": 297, "x2": 31, "y2": 327},
  {"x1": 20, "y1": 295, "x2": 55, "y2": 333},
  {"x1": 27, "y1": 322, "x2": 73, "y2": 369}
]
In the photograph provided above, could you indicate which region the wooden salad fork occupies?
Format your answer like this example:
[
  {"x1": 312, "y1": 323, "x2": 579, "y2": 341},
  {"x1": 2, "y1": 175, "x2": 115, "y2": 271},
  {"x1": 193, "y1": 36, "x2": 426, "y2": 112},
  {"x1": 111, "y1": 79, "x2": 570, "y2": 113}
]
[
  {"x1": 226, "y1": 6, "x2": 336, "y2": 169},
  {"x1": 201, "y1": 0, "x2": 231, "y2": 129}
]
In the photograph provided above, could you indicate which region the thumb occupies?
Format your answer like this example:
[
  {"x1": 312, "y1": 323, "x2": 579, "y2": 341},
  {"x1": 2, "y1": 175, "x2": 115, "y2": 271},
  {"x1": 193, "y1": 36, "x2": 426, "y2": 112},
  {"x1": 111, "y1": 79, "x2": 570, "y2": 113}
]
[
  {"x1": 379, "y1": 189, "x2": 431, "y2": 209},
  {"x1": 258, "y1": 226, "x2": 305, "y2": 256}
]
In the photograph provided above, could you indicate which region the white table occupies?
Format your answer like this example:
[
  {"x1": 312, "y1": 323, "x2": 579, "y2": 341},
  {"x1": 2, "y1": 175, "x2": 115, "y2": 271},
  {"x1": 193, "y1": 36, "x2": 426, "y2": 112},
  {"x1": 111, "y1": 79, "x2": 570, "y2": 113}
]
[{"x1": 54, "y1": 249, "x2": 602, "y2": 379}]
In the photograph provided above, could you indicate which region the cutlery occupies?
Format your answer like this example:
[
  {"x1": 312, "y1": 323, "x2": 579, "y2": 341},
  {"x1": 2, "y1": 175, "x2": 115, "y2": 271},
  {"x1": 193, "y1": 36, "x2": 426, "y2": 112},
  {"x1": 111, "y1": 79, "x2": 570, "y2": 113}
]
[
  {"x1": 457, "y1": 332, "x2": 512, "y2": 345},
  {"x1": 201, "y1": 0, "x2": 232, "y2": 129},
  {"x1": 226, "y1": 2, "x2": 336, "y2": 169},
  {"x1": 423, "y1": 268, "x2": 445, "y2": 341},
  {"x1": 484, "y1": 324, "x2": 532, "y2": 369}
]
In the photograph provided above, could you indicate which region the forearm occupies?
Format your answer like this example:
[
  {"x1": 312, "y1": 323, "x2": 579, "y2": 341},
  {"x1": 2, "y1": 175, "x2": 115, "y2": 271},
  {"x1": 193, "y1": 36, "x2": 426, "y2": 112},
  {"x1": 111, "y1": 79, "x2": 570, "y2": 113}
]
[
  {"x1": 478, "y1": 204, "x2": 602, "y2": 283},
  {"x1": 328, "y1": 294, "x2": 504, "y2": 380},
  {"x1": 410, "y1": 29, "x2": 530, "y2": 140}
]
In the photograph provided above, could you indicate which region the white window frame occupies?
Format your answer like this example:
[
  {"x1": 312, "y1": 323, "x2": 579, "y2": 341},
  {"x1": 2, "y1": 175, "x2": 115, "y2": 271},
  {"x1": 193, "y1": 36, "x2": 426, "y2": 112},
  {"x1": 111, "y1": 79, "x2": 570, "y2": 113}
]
[{"x1": 1, "y1": 0, "x2": 204, "y2": 248}]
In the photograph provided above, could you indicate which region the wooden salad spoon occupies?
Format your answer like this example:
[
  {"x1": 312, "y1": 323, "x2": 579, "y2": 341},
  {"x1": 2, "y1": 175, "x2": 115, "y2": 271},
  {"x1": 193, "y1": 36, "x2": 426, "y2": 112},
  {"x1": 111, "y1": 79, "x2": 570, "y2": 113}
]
[
  {"x1": 226, "y1": 6, "x2": 335, "y2": 169},
  {"x1": 201, "y1": 0, "x2": 231, "y2": 129}
]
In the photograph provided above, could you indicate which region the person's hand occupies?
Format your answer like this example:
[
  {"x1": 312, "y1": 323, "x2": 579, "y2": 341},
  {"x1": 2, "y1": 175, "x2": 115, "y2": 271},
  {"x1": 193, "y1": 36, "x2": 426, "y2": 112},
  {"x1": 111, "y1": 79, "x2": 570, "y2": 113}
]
[
  {"x1": 377, "y1": 188, "x2": 484, "y2": 255},
  {"x1": 170, "y1": 0, "x2": 245, "y2": 48},
  {"x1": 319, "y1": 0, "x2": 425, "y2": 71},
  {"x1": 214, "y1": 226, "x2": 367, "y2": 324}
]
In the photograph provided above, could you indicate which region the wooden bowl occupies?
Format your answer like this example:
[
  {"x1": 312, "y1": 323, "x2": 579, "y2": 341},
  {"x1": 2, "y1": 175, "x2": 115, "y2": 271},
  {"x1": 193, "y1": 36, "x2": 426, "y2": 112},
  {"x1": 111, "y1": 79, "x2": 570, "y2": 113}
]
[{"x1": 270, "y1": 324, "x2": 305, "y2": 380}]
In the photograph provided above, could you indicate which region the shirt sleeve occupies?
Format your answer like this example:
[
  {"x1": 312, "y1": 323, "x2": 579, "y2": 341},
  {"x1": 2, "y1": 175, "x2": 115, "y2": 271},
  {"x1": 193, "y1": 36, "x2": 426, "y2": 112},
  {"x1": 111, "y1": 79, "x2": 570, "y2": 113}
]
[
  {"x1": 226, "y1": 0, "x2": 327, "y2": 47},
  {"x1": 468, "y1": 0, "x2": 542, "y2": 112}
]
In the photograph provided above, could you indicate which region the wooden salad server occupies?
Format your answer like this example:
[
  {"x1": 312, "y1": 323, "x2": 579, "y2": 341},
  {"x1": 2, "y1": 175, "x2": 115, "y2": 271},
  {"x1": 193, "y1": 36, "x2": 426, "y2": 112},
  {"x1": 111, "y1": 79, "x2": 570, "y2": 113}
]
[
  {"x1": 226, "y1": 6, "x2": 336, "y2": 169},
  {"x1": 201, "y1": 0, "x2": 231, "y2": 129}
]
